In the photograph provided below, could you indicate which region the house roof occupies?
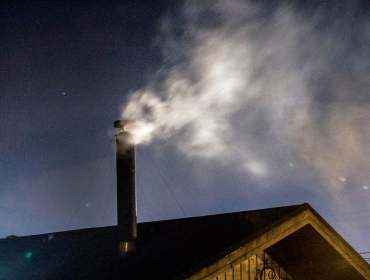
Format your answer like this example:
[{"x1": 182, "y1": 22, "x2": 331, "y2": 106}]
[{"x1": 0, "y1": 203, "x2": 369, "y2": 280}]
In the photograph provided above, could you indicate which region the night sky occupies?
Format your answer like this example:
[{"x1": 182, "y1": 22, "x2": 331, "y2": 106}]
[{"x1": 1, "y1": 0, "x2": 370, "y2": 254}]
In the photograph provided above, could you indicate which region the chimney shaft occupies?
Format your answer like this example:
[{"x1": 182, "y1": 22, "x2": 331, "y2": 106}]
[{"x1": 114, "y1": 120, "x2": 137, "y2": 245}]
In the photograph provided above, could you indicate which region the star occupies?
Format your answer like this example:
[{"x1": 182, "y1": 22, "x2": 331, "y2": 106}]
[{"x1": 338, "y1": 177, "x2": 346, "y2": 182}]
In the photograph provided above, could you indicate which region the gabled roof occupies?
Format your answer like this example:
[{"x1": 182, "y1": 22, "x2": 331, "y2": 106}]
[
  {"x1": 0, "y1": 204, "x2": 369, "y2": 280},
  {"x1": 187, "y1": 204, "x2": 370, "y2": 280}
]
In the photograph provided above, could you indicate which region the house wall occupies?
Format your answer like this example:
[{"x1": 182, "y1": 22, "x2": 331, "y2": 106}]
[{"x1": 212, "y1": 252, "x2": 291, "y2": 280}]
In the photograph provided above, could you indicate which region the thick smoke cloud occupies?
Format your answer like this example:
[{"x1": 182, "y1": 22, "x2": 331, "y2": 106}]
[{"x1": 123, "y1": 0, "x2": 370, "y2": 191}]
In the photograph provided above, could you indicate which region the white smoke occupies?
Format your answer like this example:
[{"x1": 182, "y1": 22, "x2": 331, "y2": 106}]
[{"x1": 123, "y1": 0, "x2": 370, "y2": 190}]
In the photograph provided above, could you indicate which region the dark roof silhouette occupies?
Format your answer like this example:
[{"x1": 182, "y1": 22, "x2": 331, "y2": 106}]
[
  {"x1": 1, "y1": 203, "x2": 369, "y2": 280},
  {"x1": 0, "y1": 204, "x2": 301, "y2": 279}
]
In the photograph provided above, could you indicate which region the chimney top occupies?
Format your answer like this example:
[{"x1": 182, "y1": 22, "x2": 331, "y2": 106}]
[{"x1": 114, "y1": 119, "x2": 133, "y2": 129}]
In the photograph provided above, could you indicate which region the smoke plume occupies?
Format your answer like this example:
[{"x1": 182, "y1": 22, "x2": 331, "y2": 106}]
[{"x1": 123, "y1": 0, "x2": 370, "y2": 190}]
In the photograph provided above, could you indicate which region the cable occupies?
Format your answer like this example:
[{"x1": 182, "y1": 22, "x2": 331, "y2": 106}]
[
  {"x1": 100, "y1": 174, "x2": 115, "y2": 227},
  {"x1": 66, "y1": 135, "x2": 115, "y2": 230},
  {"x1": 137, "y1": 178, "x2": 154, "y2": 222},
  {"x1": 142, "y1": 148, "x2": 187, "y2": 218}
]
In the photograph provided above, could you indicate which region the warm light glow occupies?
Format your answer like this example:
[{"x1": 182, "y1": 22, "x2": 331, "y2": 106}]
[{"x1": 124, "y1": 121, "x2": 155, "y2": 144}]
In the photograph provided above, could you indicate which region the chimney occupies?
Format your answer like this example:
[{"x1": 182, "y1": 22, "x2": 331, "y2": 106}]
[{"x1": 114, "y1": 120, "x2": 137, "y2": 254}]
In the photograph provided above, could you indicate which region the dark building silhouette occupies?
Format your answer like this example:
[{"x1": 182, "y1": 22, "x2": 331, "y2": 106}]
[{"x1": 1, "y1": 204, "x2": 370, "y2": 279}]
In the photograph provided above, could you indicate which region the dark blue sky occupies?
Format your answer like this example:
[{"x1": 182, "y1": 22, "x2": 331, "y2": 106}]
[
  {"x1": 1, "y1": 0, "x2": 370, "y2": 255},
  {"x1": 0, "y1": 0, "x2": 169, "y2": 233}
]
